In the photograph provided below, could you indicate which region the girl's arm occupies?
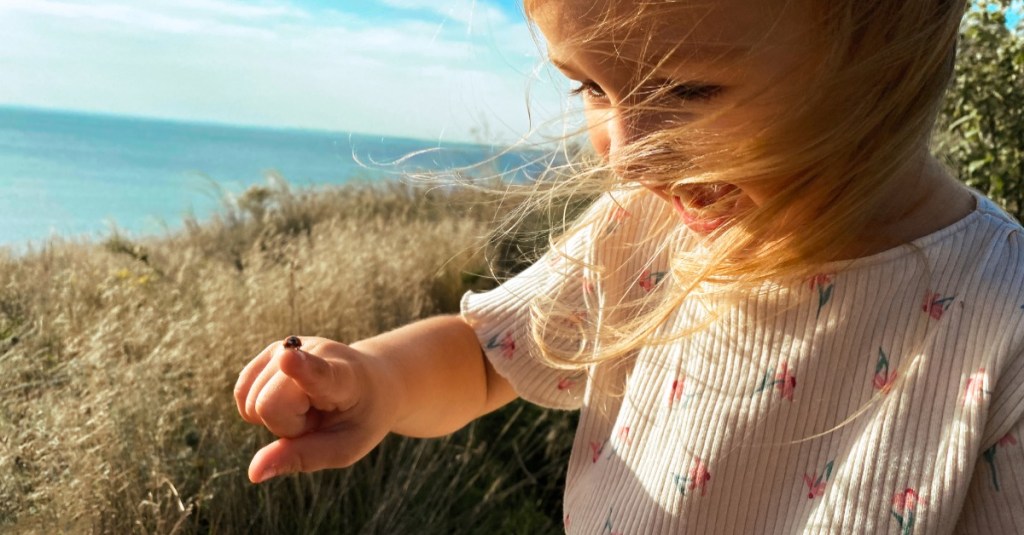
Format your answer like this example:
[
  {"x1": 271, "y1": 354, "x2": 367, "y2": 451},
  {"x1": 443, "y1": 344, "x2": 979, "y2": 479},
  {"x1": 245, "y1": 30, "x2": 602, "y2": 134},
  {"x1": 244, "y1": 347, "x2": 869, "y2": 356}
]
[
  {"x1": 233, "y1": 315, "x2": 517, "y2": 483},
  {"x1": 351, "y1": 315, "x2": 518, "y2": 437}
]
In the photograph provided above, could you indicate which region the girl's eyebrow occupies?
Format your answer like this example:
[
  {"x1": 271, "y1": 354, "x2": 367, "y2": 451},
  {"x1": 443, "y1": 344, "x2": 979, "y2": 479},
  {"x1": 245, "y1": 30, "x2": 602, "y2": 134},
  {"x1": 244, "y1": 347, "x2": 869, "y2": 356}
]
[
  {"x1": 549, "y1": 43, "x2": 751, "y2": 72},
  {"x1": 668, "y1": 44, "x2": 751, "y2": 62},
  {"x1": 549, "y1": 57, "x2": 578, "y2": 74}
]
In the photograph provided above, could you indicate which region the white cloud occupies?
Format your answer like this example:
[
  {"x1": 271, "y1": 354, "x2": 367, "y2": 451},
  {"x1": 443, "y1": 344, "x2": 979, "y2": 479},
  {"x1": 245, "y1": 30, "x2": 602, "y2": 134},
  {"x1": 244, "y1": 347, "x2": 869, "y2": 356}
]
[
  {"x1": 0, "y1": 0, "x2": 305, "y2": 20},
  {"x1": 170, "y1": 0, "x2": 306, "y2": 20},
  {"x1": 376, "y1": 0, "x2": 509, "y2": 27},
  {"x1": 0, "y1": 0, "x2": 568, "y2": 142},
  {"x1": 0, "y1": 0, "x2": 286, "y2": 37}
]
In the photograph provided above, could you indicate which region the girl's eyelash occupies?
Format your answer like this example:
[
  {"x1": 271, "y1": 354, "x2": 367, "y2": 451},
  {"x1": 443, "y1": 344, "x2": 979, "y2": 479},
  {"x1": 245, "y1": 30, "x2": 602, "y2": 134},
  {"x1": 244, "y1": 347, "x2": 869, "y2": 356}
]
[
  {"x1": 569, "y1": 81, "x2": 606, "y2": 99},
  {"x1": 568, "y1": 81, "x2": 723, "y2": 101}
]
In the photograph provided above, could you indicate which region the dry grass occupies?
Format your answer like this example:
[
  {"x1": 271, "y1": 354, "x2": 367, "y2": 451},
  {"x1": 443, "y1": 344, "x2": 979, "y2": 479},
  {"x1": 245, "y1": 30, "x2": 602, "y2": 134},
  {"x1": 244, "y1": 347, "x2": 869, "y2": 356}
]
[{"x1": 0, "y1": 178, "x2": 576, "y2": 534}]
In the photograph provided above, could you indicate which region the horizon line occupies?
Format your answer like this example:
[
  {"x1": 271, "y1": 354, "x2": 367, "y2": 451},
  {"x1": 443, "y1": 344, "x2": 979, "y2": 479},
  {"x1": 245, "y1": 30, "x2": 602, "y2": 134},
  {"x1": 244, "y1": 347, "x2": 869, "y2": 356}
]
[{"x1": 0, "y1": 102, "x2": 523, "y2": 148}]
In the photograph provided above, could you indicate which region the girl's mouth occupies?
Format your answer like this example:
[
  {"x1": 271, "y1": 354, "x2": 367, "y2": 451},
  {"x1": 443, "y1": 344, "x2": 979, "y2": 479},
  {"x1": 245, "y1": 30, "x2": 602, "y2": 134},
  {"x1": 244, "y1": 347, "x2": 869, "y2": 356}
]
[{"x1": 670, "y1": 184, "x2": 739, "y2": 233}]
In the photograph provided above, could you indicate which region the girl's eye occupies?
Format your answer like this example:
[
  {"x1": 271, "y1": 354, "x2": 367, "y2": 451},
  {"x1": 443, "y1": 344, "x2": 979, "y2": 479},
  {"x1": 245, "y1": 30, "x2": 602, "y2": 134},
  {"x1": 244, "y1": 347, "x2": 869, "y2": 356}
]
[
  {"x1": 569, "y1": 81, "x2": 723, "y2": 102},
  {"x1": 569, "y1": 81, "x2": 607, "y2": 99}
]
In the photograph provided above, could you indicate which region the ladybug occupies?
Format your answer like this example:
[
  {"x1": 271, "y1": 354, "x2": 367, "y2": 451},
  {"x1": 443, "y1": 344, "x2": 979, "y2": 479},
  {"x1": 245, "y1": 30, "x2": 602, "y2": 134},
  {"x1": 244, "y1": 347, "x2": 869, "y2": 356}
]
[{"x1": 284, "y1": 336, "x2": 302, "y2": 349}]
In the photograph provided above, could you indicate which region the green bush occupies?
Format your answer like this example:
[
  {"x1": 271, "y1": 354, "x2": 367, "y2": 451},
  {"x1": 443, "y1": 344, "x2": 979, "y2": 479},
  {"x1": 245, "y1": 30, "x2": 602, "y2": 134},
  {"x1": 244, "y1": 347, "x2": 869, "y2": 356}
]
[{"x1": 936, "y1": 0, "x2": 1024, "y2": 219}]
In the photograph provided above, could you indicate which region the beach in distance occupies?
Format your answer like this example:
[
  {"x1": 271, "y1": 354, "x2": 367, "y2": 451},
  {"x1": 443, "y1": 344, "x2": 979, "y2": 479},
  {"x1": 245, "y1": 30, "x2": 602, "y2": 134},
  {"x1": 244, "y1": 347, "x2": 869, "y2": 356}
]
[{"x1": 0, "y1": 105, "x2": 548, "y2": 250}]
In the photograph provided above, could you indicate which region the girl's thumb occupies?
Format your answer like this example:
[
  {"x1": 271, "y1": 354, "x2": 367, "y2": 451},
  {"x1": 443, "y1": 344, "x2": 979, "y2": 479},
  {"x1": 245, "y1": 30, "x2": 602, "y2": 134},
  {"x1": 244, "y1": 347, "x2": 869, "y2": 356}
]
[
  {"x1": 248, "y1": 431, "x2": 364, "y2": 483},
  {"x1": 249, "y1": 437, "x2": 304, "y2": 483}
]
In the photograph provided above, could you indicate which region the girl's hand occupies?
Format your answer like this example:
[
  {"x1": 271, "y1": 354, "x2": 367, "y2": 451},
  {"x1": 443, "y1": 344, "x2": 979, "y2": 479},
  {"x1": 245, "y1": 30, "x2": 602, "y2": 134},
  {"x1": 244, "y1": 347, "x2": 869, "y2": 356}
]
[{"x1": 233, "y1": 336, "x2": 402, "y2": 483}]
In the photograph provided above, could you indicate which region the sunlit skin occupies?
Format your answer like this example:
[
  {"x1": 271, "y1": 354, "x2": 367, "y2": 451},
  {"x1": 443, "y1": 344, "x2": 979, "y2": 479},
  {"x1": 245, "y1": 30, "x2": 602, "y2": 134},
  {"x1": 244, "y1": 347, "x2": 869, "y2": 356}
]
[{"x1": 531, "y1": 0, "x2": 974, "y2": 252}]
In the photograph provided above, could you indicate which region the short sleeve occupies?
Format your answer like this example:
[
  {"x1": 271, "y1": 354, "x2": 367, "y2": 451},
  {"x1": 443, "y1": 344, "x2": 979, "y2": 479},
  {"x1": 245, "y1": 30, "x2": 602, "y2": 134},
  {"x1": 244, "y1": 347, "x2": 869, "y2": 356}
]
[
  {"x1": 461, "y1": 189, "x2": 681, "y2": 409},
  {"x1": 460, "y1": 217, "x2": 595, "y2": 410},
  {"x1": 954, "y1": 417, "x2": 1024, "y2": 533},
  {"x1": 955, "y1": 343, "x2": 1024, "y2": 533},
  {"x1": 461, "y1": 189, "x2": 672, "y2": 410}
]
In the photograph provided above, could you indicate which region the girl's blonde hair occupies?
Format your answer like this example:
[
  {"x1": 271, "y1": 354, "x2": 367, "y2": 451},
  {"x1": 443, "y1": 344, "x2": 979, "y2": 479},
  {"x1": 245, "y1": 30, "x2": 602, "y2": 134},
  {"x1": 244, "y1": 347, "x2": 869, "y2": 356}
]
[{"x1": 515, "y1": 0, "x2": 966, "y2": 374}]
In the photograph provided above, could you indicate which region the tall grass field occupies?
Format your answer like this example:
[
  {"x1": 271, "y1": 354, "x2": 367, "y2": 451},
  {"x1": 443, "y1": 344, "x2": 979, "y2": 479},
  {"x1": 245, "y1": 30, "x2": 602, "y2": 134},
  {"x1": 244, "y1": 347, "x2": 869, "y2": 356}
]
[{"x1": 0, "y1": 180, "x2": 577, "y2": 534}]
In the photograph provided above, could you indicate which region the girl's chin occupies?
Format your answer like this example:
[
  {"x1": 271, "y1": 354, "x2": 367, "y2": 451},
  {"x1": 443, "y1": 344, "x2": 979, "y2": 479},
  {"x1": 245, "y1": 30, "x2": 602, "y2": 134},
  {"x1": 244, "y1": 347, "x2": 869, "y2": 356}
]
[{"x1": 672, "y1": 195, "x2": 729, "y2": 233}]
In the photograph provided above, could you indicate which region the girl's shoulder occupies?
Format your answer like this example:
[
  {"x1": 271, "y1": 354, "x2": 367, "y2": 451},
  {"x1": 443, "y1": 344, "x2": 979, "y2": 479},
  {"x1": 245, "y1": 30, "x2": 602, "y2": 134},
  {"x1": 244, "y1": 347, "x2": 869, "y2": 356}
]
[
  {"x1": 961, "y1": 189, "x2": 1024, "y2": 281},
  {"x1": 830, "y1": 188, "x2": 1024, "y2": 276},
  {"x1": 883, "y1": 189, "x2": 1024, "y2": 325},
  {"x1": 973, "y1": 188, "x2": 1024, "y2": 230}
]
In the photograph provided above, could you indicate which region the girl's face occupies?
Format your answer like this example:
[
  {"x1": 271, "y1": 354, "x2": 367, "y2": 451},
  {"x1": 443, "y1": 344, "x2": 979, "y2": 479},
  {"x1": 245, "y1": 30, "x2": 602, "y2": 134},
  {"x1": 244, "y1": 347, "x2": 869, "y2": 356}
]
[{"x1": 530, "y1": 0, "x2": 815, "y2": 234}]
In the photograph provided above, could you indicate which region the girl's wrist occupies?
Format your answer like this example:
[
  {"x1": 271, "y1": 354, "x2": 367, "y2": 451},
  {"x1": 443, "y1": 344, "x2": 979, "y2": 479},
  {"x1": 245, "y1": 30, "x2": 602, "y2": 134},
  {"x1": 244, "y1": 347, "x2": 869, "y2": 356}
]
[{"x1": 349, "y1": 338, "x2": 408, "y2": 434}]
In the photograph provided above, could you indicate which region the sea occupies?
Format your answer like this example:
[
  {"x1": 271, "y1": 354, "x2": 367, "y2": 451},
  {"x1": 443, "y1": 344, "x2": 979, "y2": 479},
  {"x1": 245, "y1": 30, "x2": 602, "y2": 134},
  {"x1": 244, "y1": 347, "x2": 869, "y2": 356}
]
[{"x1": 0, "y1": 106, "x2": 545, "y2": 252}]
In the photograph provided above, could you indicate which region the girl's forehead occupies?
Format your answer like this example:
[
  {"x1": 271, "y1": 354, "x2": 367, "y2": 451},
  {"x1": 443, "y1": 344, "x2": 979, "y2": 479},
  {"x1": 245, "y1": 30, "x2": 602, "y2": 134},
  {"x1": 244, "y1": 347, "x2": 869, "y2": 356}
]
[{"x1": 529, "y1": 0, "x2": 806, "y2": 61}]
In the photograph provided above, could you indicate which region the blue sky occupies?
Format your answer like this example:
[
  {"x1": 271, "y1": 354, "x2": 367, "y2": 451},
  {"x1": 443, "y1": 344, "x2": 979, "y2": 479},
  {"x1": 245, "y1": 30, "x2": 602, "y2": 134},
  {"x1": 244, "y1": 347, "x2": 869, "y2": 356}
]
[
  {"x1": 0, "y1": 0, "x2": 570, "y2": 143},
  {"x1": 1007, "y1": 2, "x2": 1022, "y2": 27},
  {"x1": 2, "y1": 1, "x2": 1019, "y2": 143}
]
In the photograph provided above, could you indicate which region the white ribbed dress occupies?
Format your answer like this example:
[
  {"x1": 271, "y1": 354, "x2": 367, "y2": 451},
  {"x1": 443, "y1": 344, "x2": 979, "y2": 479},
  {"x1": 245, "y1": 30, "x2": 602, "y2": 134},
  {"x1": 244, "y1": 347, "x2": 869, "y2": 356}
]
[{"x1": 461, "y1": 188, "x2": 1024, "y2": 534}]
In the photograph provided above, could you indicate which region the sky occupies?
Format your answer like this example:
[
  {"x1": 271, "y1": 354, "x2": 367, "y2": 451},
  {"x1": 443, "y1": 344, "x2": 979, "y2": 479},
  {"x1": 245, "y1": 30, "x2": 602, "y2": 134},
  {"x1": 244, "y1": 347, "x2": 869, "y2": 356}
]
[
  {"x1": 1008, "y1": 2, "x2": 1022, "y2": 28},
  {"x1": 0, "y1": 0, "x2": 573, "y2": 143},
  {"x1": 1, "y1": 1, "x2": 1019, "y2": 144}
]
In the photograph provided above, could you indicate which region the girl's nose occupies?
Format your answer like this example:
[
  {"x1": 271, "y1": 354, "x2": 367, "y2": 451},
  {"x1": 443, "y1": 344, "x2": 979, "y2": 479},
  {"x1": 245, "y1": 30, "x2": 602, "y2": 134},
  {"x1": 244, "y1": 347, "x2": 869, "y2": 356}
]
[{"x1": 602, "y1": 108, "x2": 663, "y2": 181}]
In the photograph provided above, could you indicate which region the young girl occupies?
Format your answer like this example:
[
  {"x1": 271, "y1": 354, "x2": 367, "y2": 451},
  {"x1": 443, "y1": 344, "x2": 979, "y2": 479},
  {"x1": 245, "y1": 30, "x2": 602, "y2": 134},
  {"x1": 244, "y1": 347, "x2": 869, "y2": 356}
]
[{"x1": 234, "y1": 0, "x2": 1024, "y2": 532}]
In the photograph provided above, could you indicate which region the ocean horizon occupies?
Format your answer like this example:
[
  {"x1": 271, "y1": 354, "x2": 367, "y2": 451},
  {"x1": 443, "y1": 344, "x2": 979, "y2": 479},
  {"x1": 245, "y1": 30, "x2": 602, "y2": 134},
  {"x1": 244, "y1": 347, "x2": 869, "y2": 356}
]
[{"x1": 0, "y1": 105, "x2": 545, "y2": 252}]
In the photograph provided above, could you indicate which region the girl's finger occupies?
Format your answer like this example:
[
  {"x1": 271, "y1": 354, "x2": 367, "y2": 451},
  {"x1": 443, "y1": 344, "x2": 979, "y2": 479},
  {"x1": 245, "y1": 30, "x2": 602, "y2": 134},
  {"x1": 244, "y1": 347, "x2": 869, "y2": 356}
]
[
  {"x1": 234, "y1": 344, "x2": 275, "y2": 423},
  {"x1": 254, "y1": 372, "x2": 319, "y2": 439},
  {"x1": 278, "y1": 347, "x2": 359, "y2": 412},
  {"x1": 245, "y1": 358, "x2": 283, "y2": 424}
]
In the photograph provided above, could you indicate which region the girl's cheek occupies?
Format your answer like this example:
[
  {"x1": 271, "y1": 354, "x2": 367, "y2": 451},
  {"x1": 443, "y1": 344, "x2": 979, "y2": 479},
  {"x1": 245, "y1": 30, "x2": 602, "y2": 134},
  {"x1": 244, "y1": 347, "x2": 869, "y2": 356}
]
[{"x1": 584, "y1": 107, "x2": 613, "y2": 161}]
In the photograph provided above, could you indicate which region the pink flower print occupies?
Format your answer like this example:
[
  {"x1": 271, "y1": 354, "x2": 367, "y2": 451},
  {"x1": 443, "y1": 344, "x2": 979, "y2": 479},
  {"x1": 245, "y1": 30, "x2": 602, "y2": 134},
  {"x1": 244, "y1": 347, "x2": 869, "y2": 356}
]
[
  {"x1": 604, "y1": 206, "x2": 632, "y2": 236},
  {"x1": 891, "y1": 488, "x2": 926, "y2": 535},
  {"x1": 921, "y1": 291, "x2": 955, "y2": 320},
  {"x1": 963, "y1": 368, "x2": 992, "y2": 405},
  {"x1": 485, "y1": 331, "x2": 516, "y2": 360},
  {"x1": 669, "y1": 376, "x2": 686, "y2": 407},
  {"x1": 892, "y1": 488, "x2": 926, "y2": 510},
  {"x1": 689, "y1": 460, "x2": 712, "y2": 495},
  {"x1": 638, "y1": 269, "x2": 668, "y2": 292},
  {"x1": 808, "y1": 273, "x2": 833, "y2": 290},
  {"x1": 559, "y1": 309, "x2": 588, "y2": 329},
  {"x1": 982, "y1": 433, "x2": 1018, "y2": 491},
  {"x1": 873, "y1": 348, "x2": 898, "y2": 393},
  {"x1": 780, "y1": 370, "x2": 797, "y2": 400},
  {"x1": 581, "y1": 275, "x2": 596, "y2": 295},
  {"x1": 590, "y1": 440, "x2": 606, "y2": 463},
  {"x1": 617, "y1": 426, "x2": 632, "y2": 447},
  {"x1": 754, "y1": 360, "x2": 797, "y2": 401},
  {"x1": 557, "y1": 371, "x2": 585, "y2": 392},
  {"x1": 998, "y1": 433, "x2": 1019, "y2": 447},
  {"x1": 808, "y1": 273, "x2": 835, "y2": 318},
  {"x1": 802, "y1": 460, "x2": 835, "y2": 499},
  {"x1": 673, "y1": 458, "x2": 712, "y2": 497}
]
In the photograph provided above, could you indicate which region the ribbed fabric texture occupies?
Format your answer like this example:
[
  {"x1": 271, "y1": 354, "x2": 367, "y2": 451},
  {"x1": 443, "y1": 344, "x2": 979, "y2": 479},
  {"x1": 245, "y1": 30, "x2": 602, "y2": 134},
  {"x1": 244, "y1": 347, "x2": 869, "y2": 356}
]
[{"x1": 461, "y1": 188, "x2": 1024, "y2": 534}]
